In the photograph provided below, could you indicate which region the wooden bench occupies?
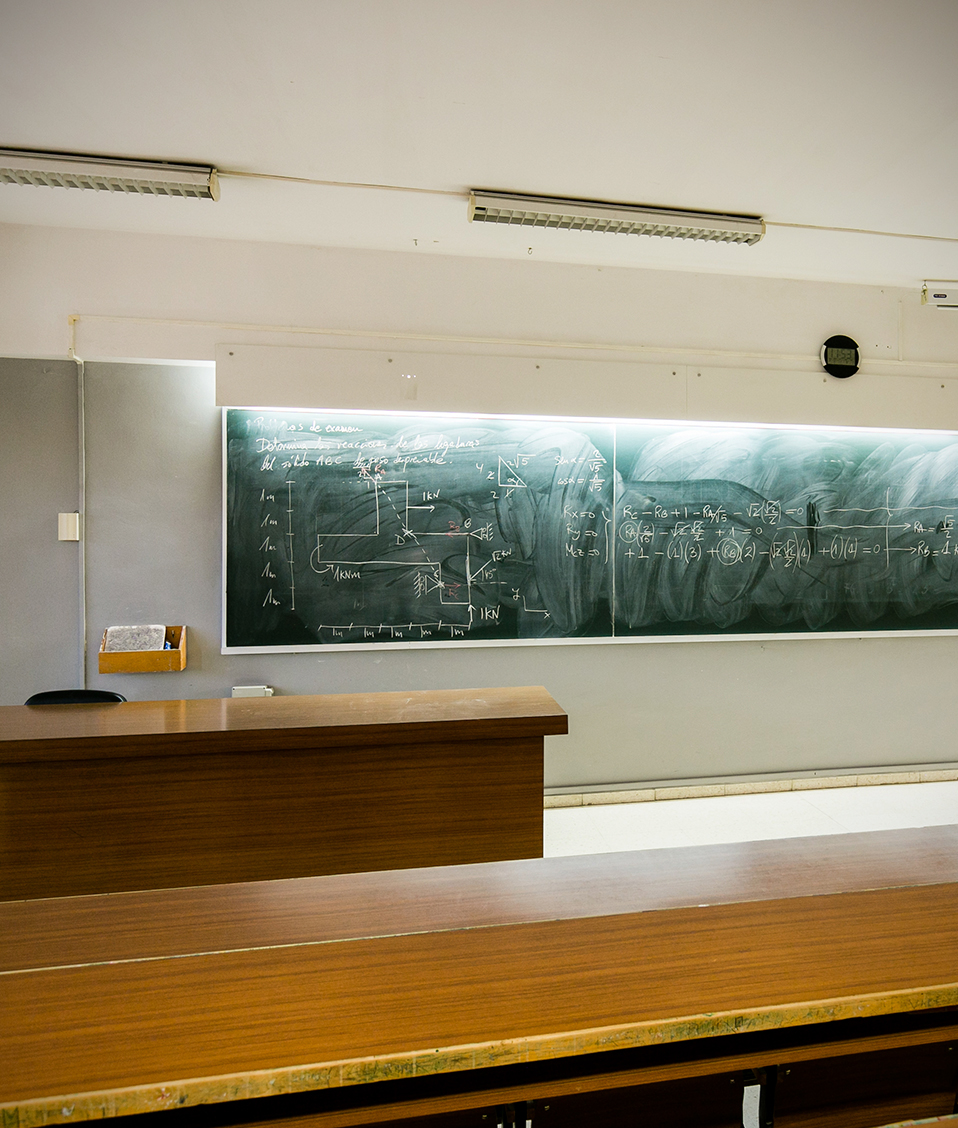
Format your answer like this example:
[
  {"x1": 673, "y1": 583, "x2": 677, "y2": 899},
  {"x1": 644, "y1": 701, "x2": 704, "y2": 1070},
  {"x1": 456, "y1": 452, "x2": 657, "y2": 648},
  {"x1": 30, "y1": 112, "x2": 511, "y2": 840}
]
[
  {"x1": 0, "y1": 686, "x2": 566, "y2": 899},
  {"x1": 2, "y1": 825, "x2": 957, "y2": 1127}
]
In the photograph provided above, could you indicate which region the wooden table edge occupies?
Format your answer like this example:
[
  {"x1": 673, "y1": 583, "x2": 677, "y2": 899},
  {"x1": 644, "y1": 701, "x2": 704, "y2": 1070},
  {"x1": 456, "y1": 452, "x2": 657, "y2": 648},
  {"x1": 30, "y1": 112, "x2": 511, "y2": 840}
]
[
  {"x1": 6, "y1": 981, "x2": 957, "y2": 1125},
  {"x1": 0, "y1": 716, "x2": 568, "y2": 763}
]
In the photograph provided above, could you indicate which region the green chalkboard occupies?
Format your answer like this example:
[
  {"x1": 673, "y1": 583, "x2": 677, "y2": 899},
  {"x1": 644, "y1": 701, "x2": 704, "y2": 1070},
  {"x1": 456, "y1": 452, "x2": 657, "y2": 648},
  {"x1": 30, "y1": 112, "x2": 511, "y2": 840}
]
[{"x1": 224, "y1": 408, "x2": 958, "y2": 649}]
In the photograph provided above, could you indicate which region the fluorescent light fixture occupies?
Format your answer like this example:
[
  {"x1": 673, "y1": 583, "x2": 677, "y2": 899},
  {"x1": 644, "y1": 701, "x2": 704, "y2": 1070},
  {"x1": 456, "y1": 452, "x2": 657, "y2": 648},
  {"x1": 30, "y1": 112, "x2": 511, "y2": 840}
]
[
  {"x1": 469, "y1": 190, "x2": 764, "y2": 245},
  {"x1": 0, "y1": 149, "x2": 219, "y2": 199}
]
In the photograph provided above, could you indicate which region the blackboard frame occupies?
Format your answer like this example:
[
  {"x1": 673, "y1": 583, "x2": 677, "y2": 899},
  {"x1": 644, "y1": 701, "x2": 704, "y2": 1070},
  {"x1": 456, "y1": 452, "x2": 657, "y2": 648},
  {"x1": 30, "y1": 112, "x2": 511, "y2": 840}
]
[{"x1": 222, "y1": 407, "x2": 958, "y2": 653}]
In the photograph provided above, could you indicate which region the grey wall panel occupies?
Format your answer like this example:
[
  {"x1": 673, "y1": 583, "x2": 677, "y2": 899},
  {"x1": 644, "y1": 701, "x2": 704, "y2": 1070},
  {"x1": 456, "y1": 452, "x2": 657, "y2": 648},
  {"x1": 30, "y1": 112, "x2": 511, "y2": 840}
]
[
  {"x1": 73, "y1": 362, "x2": 958, "y2": 787},
  {"x1": 0, "y1": 359, "x2": 80, "y2": 705}
]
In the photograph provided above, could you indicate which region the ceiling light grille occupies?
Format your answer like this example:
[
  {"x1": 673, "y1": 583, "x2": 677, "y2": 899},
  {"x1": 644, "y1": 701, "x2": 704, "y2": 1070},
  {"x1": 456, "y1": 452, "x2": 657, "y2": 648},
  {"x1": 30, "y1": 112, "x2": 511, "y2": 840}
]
[
  {"x1": 0, "y1": 150, "x2": 219, "y2": 199},
  {"x1": 469, "y1": 191, "x2": 764, "y2": 245}
]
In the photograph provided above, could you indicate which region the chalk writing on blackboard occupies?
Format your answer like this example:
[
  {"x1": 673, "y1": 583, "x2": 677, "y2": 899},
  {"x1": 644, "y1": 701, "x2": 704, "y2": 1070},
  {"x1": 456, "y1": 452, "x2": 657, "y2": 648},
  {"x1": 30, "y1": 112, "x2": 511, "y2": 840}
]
[{"x1": 224, "y1": 409, "x2": 958, "y2": 648}]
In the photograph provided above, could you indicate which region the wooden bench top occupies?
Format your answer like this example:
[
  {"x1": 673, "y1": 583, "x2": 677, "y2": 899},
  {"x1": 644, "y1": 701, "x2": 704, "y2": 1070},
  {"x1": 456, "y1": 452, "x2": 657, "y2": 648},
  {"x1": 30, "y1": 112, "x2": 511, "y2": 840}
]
[
  {"x1": 3, "y1": 826, "x2": 957, "y2": 1122},
  {"x1": 4, "y1": 824, "x2": 958, "y2": 973}
]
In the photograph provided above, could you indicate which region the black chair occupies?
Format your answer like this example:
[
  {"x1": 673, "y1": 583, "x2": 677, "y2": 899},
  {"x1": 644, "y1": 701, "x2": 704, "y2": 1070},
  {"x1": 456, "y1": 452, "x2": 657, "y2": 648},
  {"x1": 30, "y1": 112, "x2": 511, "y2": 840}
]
[{"x1": 25, "y1": 689, "x2": 127, "y2": 705}]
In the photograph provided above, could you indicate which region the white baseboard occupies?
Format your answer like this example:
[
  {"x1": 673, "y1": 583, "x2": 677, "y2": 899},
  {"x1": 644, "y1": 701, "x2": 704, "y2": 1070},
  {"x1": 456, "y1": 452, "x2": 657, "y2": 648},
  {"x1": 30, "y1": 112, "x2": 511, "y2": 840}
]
[{"x1": 544, "y1": 768, "x2": 958, "y2": 808}]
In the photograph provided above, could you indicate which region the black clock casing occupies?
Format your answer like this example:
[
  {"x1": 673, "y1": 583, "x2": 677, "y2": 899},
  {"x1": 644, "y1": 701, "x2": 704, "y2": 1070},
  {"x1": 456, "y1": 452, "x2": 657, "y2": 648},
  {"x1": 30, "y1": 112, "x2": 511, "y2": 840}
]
[{"x1": 820, "y1": 335, "x2": 860, "y2": 378}]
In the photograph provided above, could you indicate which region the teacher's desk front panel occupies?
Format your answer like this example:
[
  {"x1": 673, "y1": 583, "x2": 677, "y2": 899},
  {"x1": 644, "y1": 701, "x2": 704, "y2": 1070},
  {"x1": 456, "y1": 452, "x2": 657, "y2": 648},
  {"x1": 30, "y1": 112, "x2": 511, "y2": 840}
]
[{"x1": 0, "y1": 686, "x2": 567, "y2": 899}]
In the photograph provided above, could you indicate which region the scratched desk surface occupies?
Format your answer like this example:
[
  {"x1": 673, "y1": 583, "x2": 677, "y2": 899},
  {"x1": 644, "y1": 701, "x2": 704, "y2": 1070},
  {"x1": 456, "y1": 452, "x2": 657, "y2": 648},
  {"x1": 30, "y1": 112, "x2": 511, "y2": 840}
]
[{"x1": 2, "y1": 826, "x2": 958, "y2": 1117}]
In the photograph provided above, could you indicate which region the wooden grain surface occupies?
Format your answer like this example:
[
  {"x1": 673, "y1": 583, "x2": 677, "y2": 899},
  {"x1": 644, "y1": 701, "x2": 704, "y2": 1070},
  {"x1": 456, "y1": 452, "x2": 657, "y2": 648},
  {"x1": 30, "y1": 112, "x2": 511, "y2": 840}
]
[
  {"x1": 0, "y1": 688, "x2": 563, "y2": 899},
  {"x1": 3, "y1": 825, "x2": 957, "y2": 973},
  {"x1": 0, "y1": 735, "x2": 544, "y2": 899},
  {"x1": 0, "y1": 687, "x2": 568, "y2": 761},
  {"x1": 3, "y1": 832, "x2": 958, "y2": 1113},
  {"x1": 3, "y1": 886, "x2": 958, "y2": 1102}
]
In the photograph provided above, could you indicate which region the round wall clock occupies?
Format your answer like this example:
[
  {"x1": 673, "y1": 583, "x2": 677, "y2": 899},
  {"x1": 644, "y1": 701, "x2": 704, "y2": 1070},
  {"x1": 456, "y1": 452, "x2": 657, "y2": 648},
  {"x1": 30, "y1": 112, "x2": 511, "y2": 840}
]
[{"x1": 820, "y1": 335, "x2": 860, "y2": 378}]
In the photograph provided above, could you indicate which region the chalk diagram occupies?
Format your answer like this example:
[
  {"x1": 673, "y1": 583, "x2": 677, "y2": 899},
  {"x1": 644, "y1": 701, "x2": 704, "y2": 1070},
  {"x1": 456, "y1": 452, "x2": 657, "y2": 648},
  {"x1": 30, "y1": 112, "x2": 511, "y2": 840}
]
[
  {"x1": 225, "y1": 411, "x2": 958, "y2": 648},
  {"x1": 305, "y1": 476, "x2": 478, "y2": 639}
]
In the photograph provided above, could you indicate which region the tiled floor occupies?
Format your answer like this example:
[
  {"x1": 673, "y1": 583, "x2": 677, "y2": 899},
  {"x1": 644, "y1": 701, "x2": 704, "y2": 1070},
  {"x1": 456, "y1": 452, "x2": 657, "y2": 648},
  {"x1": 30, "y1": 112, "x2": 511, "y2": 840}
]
[{"x1": 543, "y1": 780, "x2": 958, "y2": 857}]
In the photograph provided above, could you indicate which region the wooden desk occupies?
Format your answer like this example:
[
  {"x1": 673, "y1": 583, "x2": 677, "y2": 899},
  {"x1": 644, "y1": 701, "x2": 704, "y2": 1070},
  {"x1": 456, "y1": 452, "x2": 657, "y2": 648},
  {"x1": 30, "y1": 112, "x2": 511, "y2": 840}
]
[
  {"x1": 2, "y1": 826, "x2": 958, "y2": 1128},
  {"x1": 0, "y1": 686, "x2": 566, "y2": 900}
]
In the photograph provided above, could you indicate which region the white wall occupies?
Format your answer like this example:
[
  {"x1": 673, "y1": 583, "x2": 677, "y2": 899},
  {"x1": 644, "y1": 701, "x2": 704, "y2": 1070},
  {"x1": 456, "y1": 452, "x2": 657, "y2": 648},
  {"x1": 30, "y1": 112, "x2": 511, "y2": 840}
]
[
  {"x1": 3, "y1": 221, "x2": 958, "y2": 789},
  {"x1": 2, "y1": 221, "x2": 958, "y2": 367}
]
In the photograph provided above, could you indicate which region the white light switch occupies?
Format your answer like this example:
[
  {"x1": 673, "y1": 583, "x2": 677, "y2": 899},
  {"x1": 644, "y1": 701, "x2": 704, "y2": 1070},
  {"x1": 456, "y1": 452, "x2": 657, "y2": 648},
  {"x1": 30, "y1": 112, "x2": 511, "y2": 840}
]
[{"x1": 58, "y1": 512, "x2": 81, "y2": 541}]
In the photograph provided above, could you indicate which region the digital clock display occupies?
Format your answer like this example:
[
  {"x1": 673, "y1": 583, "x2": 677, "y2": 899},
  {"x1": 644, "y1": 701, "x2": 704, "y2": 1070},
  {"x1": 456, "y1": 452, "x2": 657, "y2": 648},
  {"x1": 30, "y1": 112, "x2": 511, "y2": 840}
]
[{"x1": 826, "y1": 347, "x2": 857, "y2": 366}]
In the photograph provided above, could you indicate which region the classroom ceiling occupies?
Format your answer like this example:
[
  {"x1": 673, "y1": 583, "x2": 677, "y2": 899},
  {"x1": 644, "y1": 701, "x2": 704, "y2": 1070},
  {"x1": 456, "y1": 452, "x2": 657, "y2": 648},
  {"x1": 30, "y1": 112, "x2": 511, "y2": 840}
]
[{"x1": 1, "y1": 0, "x2": 957, "y2": 288}]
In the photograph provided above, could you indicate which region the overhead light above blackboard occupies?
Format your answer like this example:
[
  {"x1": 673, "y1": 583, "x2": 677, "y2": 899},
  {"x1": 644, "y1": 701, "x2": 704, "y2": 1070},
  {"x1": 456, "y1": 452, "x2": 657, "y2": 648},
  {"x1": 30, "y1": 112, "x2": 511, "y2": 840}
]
[
  {"x1": 0, "y1": 149, "x2": 219, "y2": 199},
  {"x1": 469, "y1": 190, "x2": 765, "y2": 245}
]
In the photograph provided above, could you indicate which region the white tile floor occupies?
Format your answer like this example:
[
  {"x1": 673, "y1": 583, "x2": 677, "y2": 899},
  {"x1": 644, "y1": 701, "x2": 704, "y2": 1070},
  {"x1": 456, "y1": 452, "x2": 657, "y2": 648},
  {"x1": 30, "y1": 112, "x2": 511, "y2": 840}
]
[{"x1": 543, "y1": 780, "x2": 958, "y2": 856}]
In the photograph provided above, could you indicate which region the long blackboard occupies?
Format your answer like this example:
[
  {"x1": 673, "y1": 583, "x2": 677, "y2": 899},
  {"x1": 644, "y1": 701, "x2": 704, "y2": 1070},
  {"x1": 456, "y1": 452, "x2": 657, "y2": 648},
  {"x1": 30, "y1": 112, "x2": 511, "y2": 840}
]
[{"x1": 224, "y1": 408, "x2": 958, "y2": 649}]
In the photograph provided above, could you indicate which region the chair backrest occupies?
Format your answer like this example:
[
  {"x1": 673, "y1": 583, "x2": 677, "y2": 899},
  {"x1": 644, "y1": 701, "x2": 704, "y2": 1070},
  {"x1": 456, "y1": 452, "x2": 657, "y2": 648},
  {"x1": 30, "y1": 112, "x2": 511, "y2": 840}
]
[{"x1": 25, "y1": 689, "x2": 127, "y2": 705}]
